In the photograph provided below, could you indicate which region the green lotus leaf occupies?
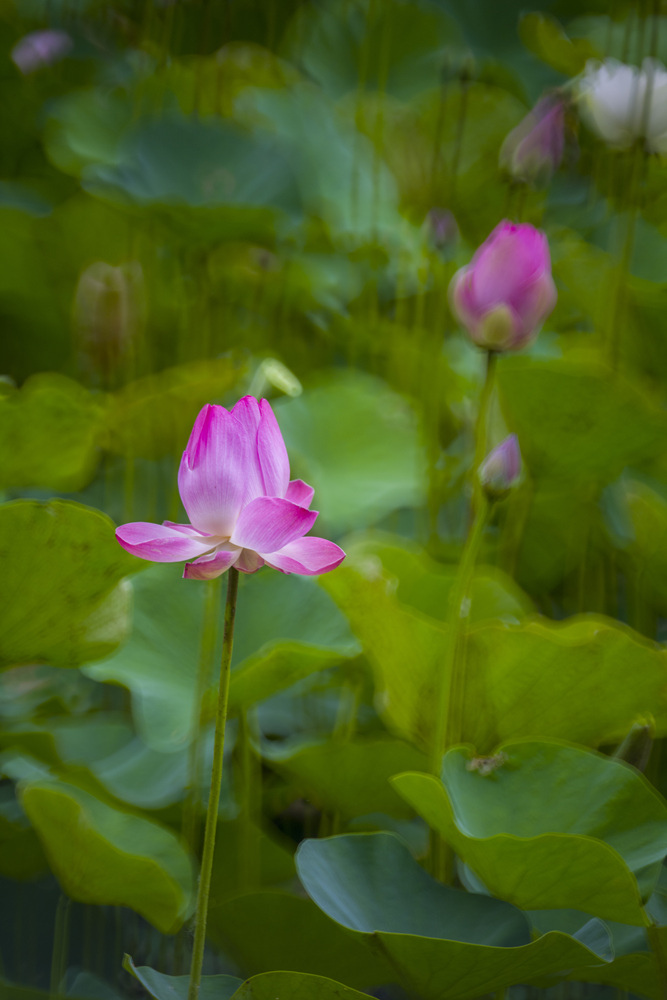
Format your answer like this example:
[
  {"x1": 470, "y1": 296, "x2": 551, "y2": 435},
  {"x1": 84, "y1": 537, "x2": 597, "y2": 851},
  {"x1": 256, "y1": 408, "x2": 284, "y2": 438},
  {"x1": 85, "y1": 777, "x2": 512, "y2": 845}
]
[
  {"x1": 0, "y1": 500, "x2": 138, "y2": 670},
  {"x1": 393, "y1": 739, "x2": 667, "y2": 923},
  {"x1": 20, "y1": 780, "x2": 195, "y2": 933}
]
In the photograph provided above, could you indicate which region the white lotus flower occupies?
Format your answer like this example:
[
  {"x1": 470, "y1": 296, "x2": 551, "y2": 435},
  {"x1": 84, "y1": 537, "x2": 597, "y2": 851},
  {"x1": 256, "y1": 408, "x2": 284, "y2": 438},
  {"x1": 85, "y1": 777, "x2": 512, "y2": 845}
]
[{"x1": 578, "y1": 58, "x2": 667, "y2": 153}]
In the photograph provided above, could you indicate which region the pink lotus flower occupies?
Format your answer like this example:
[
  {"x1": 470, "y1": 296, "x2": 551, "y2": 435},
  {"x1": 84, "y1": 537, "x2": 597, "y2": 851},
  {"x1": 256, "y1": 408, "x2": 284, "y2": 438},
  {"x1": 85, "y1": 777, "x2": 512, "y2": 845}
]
[
  {"x1": 116, "y1": 397, "x2": 345, "y2": 579},
  {"x1": 449, "y1": 221, "x2": 557, "y2": 352}
]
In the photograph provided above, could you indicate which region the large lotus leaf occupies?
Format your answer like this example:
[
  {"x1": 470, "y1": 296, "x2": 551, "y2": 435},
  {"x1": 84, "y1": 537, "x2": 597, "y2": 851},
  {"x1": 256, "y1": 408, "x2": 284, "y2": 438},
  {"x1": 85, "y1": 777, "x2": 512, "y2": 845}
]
[
  {"x1": 571, "y1": 953, "x2": 663, "y2": 998},
  {"x1": 230, "y1": 972, "x2": 371, "y2": 1000},
  {"x1": 496, "y1": 357, "x2": 667, "y2": 486},
  {"x1": 207, "y1": 890, "x2": 393, "y2": 989},
  {"x1": 20, "y1": 779, "x2": 195, "y2": 933},
  {"x1": 295, "y1": 832, "x2": 612, "y2": 999},
  {"x1": 123, "y1": 956, "x2": 242, "y2": 1000},
  {"x1": 43, "y1": 88, "x2": 133, "y2": 177},
  {"x1": 84, "y1": 565, "x2": 356, "y2": 750},
  {"x1": 236, "y1": 85, "x2": 405, "y2": 247},
  {"x1": 340, "y1": 531, "x2": 534, "y2": 622},
  {"x1": 0, "y1": 715, "x2": 132, "y2": 770},
  {"x1": 275, "y1": 371, "x2": 427, "y2": 535},
  {"x1": 393, "y1": 739, "x2": 667, "y2": 923},
  {"x1": 323, "y1": 553, "x2": 667, "y2": 751},
  {"x1": 85, "y1": 114, "x2": 299, "y2": 213},
  {"x1": 285, "y1": 0, "x2": 462, "y2": 99},
  {"x1": 0, "y1": 500, "x2": 138, "y2": 669},
  {"x1": 263, "y1": 737, "x2": 429, "y2": 820},
  {"x1": 0, "y1": 374, "x2": 102, "y2": 491},
  {"x1": 105, "y1": 358, "x2": 245, "y2": 459},
  {"x1": 320, "y1": 559, "x2": 445, "y2": 750},
  {"x1": 463, "y1": 615, "x2": 667, "y2": 751}
]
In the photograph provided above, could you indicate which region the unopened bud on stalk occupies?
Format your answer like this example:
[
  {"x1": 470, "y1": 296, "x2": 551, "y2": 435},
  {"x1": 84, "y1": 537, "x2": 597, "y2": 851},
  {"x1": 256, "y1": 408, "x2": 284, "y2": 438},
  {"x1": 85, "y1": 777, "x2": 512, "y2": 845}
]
[
  {"x1": 499, "y1": 94, "x2": 566, "y2": 187},
  {"x1": 73, "y1": 261, "x2": 145, "y2": 384},
  {"x1": 479, "y1": 435, "x2": 521, "y2": 500},
  {"x1": 449, "y1": 221, "x2": 557, "y2": 352},
  {"x1": 424, "y1": 208, "x2": 459, "y2": 252}
]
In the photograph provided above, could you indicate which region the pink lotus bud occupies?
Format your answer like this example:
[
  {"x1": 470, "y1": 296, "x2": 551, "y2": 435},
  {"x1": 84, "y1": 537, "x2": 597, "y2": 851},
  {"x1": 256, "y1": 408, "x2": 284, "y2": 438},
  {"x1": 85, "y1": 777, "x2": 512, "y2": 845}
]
[
  {"x1": 499, "y1": 95, "x2": 565, "y2": 187},
  {"x1": 449, "y1": 221, "x2": 557, "y2": 352},
  {"x1": 424, "y1": 208, "x2": 459, "y2": 251},
  {"x1": 11, "y1": 30, "x2": 72, "y2": 75},
  {"x1": 478, "y1": 435, "x2": 521, "y2": 500}
]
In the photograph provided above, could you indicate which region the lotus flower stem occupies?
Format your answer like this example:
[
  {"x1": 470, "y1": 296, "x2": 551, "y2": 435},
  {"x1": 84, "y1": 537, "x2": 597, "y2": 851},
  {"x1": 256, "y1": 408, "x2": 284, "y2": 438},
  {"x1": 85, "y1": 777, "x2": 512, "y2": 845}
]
[
  {"x1": 49, "y1": 895, "x2": 71, "y2": 999},
  {"x1": 608, "y1": 145, "x2": 644, "y2": 370},
  {"x1": 187, "y1": 567, "x2": 239, "y2": 1000},
  {"x1": 182, "y1": 576, "x2": 222, "y2": 857},
  {"x1": 430, "y1": 352, "x2": 497, "y2": 880}
]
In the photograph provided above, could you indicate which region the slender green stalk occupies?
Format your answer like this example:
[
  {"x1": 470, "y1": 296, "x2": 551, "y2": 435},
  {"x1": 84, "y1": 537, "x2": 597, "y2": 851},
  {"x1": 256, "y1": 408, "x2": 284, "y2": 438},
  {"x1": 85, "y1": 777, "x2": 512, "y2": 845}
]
[
  {"x1": 182, "y1": 577, "x2": 222, "y2": 855},
  {"x1": 429, "y1": 353, "x2": 497, "y2": 880},
  {"x1": 187, "y1": 567, "x2": 239, "y2": 1000},
  {"x1": 607, "y1": 143, "x2": 644, "y2": 371},
  {"x1": 49, "y1": 895, "x2": 71, "y2": 999}
]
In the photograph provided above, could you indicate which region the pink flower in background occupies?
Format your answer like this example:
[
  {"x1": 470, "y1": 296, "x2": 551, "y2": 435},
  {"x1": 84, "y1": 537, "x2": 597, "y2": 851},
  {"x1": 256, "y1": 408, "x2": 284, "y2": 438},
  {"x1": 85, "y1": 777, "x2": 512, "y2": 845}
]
[
  {"x1": 499, "y1": 95, "x2": 565, "y2": 186},
  {"x1": 479, "y1": 434, "x2": 521, "y2": 499},
  {"x1": 116, "y1": 398, "x2": 345, "y2": 579},
  {"x1": 449, "y1": 221, "x2": 557, "y2": 352},
  {"x1": 11, "y1": 30, "x2": 72, "y2": 74}
]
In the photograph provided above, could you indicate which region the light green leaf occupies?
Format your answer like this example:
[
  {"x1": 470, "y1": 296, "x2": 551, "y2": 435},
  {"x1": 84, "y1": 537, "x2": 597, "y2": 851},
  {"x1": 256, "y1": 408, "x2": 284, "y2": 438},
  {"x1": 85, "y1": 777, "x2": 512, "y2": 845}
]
[
  {"x1": 230, "y1": 972, "x2": 371, "y2": 1000},
  {"x1": 264, "y1": 737, "x2": 429, "y2": 819},
  {"x1": 323, "y1": 556, "x2": 667, "y2": 752},
  {"x1": 0, "y1": 374, "x2": 102, "y2": 491},
  {"x1": 393, "y1": 739, "x2": 667, "y2": 924},
  {"x1": 0, "y1": 500, "x2": 138, "y2": 669},
  {"x1": 20, "y1": 780, "x2": 195, "y2": 933},
  {"x1": 275, "y1": 371, "x2": 427, "y2": 534},
  {"x1": 106, "y1": 358, "x2": 245, "y2": 459},
  {"x1": 85, "y1": 565, "x2": 356, "y2": 751}
]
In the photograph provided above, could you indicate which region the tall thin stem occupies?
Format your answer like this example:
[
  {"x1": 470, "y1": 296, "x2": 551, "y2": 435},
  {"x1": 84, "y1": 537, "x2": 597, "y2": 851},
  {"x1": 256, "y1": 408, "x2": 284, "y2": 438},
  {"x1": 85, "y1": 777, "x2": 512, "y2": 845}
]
[
  {"x1": 187, "y1": 567, "x2": 239, "y2": 1000},
  {"x1": 429, "y1": 352, "x2": 497, "y2": 881}
]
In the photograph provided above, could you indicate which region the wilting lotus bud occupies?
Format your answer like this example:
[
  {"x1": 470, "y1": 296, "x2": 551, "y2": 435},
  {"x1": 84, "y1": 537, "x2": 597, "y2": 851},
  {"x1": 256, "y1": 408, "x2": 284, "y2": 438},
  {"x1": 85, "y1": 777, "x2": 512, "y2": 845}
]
[
  {"x1": 499, "y1": 95, "x2": 565, "y2": 186},
  {"x1": 74, "y1": 261, "x2": 145, "y2": 384},
  {"x1": 423, "y1": 208, "x2": 459, "y2": 251},
  {"x1": 449, "y1": 221, "x2": 557, "y2": 352},
  {"x1": 11, "y1": 30, "x2": 72, "y2": 74},
  {"x1": 479, "y1": 435, "x2": 521, "y2": 500},
  {"x1": 578, "y1": 58, "x2": 667, "y2": 153}
]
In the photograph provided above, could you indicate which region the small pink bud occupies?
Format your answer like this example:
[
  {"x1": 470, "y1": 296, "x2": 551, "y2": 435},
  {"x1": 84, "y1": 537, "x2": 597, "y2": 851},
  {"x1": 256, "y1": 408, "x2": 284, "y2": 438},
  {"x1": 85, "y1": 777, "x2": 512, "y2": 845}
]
[
  {"x1": 11, "y1": 30, "x2": 72, "y2": 75},
  {"x1": 499, "y1": 95, "x2": 565, "y2": 187},
  {"x1": 479, "y1": 435, "x2": 521, "y2": 499},
  {"x1": 424, "y1": 208, "x2": 459, "y2": 251},
  {"x1": 449, "y1": 221, "x2": 557, "y2": 352}
]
